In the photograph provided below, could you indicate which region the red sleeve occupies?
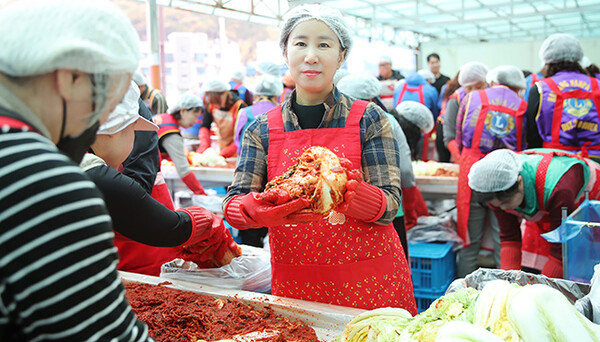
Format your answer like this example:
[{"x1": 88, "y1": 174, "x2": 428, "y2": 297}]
[{"x1": 492, "y1": 206, "x2": 522, "y2": 243}]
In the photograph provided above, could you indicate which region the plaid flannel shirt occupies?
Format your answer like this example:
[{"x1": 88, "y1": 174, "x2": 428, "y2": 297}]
[{"x1": 223, "y1": 88, "x2": 402, "y2": 225}]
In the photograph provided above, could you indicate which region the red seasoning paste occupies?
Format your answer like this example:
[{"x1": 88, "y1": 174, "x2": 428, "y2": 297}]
[{"x1": 124, "y1": 282, "x2": 319, "y2": 342}]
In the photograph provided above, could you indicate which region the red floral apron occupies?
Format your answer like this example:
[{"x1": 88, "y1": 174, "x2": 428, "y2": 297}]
[{"x1": 265, "y1": 100, "x2": 417, "y2": 314}]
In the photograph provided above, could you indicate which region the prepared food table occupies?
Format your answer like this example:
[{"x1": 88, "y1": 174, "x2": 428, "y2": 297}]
[{"x1": 120, "y1": 271, "x2": 365, "y2": 341}]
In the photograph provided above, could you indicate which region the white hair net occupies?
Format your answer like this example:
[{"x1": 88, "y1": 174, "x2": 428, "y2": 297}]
[
  {"x1": 168, "y1": 94, "x2": 203, "y2": 114},
  {"x1": 494, "y1": 65, "x2": 526, "y2": 89},
  {"x1": 337, "y1": 73, "x2": 382, "y2": 100},
  {"x1": 468, "y1": 149, "x2": 523, "y2": 192},
  {"x1": 253, "y1": 74, "x2": 284, "y2": 96},
  {"x1": 486, "y1": 67, "x2": 499, "y2": 85},
  {"x1": 396, "y1": 101, "x2": 434, "y2": 133},
  {"x1": 132, "y1": 72, "x2": 147, "y2": 86},
  {"x1": 379, "y1": 56, "x2": 393, "y2": 65},
  {"x1": 231, "y1": 70, "x2": 245, "y2": 82},
  {"x1": 0, "y1": 0, "x2": 140, "y2": 77},
  {"x1": 333, "y1": 69, "x2": 350, "y2": 85},
  {"x1": 459, "y1": 62, "x2": 489, "y2": 87},
  {"x1": 257, "y1": 62, "x2": 280, "y2": 77},
  {"x1": 580, "y1": 56, "x2": 592, "y2": 69},
  {"x1": 539, "y1": 33, "x2": 583, "y2": 65},
  {"x1": 202, "y1": 79, "x2": 229, "y2": 93},
  {"x1": 98, "y1": 81, "x2": 157, "y2": 135},
  {"x1": 418, "y1": 69, "x2": 435, "y2": 83},
  {"x1": 280, "y1": 4, "x2": 353, "y2": 61}
]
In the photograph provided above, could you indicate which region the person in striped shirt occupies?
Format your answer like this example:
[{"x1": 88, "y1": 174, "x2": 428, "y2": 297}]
[{"x1": 0, "y1": 0, "x2": 154, "y2": 340}]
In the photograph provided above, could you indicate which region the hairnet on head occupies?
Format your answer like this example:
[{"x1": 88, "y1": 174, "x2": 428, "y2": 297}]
[
  {"x1": 418, "y1": 69, "x2": 435, "y2": 83},
  {"x1": 396, "y1": 101, "x2": 434, "y2": 133},
  {"x1": 132, "y1": 72, "x2": 147, "y2": 86},
  {"x1": 580, "y1": 56, "x2": 592, "y2": 69},
  {"x1": 169, "y1": 94, "x2": 203, "y2": 114},
  {"x1": 468, "y1": 149, "x2": 523, "y2": 192},
  {"x1": 494, "y1": 65, "x2": 526, "y2": 89},
  {"x1": 0, "y1": 0, "x2": 140, "y2": 77},
  {"x1": 98, "y1": 81, "x2": 157, "y2": 135},
  {"x1": 337, "y1": 73, "x2": 382, "y2": 100},
  {"x1": 379, "y1": 56, "x2": 392, "y2": 65},
  {"x1": 458, "y1": 62, "x2": 489, "y2": 86},
  {"x1": 257, "y1": 62, "x2": 280, "y2": 77},
  {"x1": 539, "y1": 33, "x2": 583, "y2": 65},
  {"x1": 231, "y1": 70, "x2": 245, "y2": 82},
  {"x1": 253, "y1": 74, "x2": 284, "y2": 96},
  {"x1": 333, "y1": 69, "x2": 350, "y2": 85},
  {"x1": 486, "y1": 67, "x2": 499, "y2": 85},
  {"x1": 280, "y1": 4, "x2": 353, "y2": 61},
  {"x1": 202, "y1": 79, "x2": 229, "y2": 93}
]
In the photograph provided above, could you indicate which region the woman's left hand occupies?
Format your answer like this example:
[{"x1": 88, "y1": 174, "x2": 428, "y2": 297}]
[{"x1": 336, "y1": 157, "x2": 362, "y2": 212}]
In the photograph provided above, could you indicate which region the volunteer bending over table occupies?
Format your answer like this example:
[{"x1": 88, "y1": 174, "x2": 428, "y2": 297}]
[
  {"x1": 223, "y1": 4, "x2": 417, "y2": 314},
  {"x1": 83, "y1": 82, "x2": 238, "y2": 276},
  {"x1": 154, "y1": 94, "x2": 207, "y2": 195},
  {"x1": 0, "y1": 0, "x2": 153, "y2": 340},
  {"x1": 468, "y1": 148, "x2": 600, "y2": 278}
]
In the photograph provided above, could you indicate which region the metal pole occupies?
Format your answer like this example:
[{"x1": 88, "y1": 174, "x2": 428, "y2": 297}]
[
  {"x1": 146, "y1": 0, "x2": 161, "y2": 90},
  {"x1": 561, "y1": 206, "x2": 568, "y2": 280}
]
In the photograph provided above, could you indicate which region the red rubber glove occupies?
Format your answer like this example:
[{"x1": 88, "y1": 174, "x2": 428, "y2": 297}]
[
  {"x1": 414, "y1": 187, "x2": 429, "y2": 217},
  {"x1": 500, "y1": 240, "x2": 522, "y2": 270},
  {"x1": 542, "y1": 256, "x2": 563, "y2": 278},
  {"x1": 181, "y1": 172, "x2": 206, "y2": 195},
  {"x1": 402, "y1": 186, "x2": 419, "y2": 230},
  {"x1": 335, "y1": 157, "x2": 363, "y2": 212},
  {"x1": 176, "y1": 206, "x2": 226, "y2": 247},
  {"x1": 219, "y1": 142, "x2": 237, "y2": 158},
  {"x1": 224, "y1": 189, "x2": 322, "y2": 229},
  {"x1": 196, "y1": 126, "x2": 211, "y2": 153},
  {"x1": 447, "y1": 139, "x2": 461, "y2": 161}
]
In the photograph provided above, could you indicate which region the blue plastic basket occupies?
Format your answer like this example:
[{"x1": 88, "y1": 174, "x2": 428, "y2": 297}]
[
  {"x1": 543, "y1": 199, "x2": 600, "y2": 283},
  {"x1": 413, "y1": 288, "x2": 445, "y2": 313},
  {"x1": 409, "y1": 243, "x2": 456, "y2": 293}
]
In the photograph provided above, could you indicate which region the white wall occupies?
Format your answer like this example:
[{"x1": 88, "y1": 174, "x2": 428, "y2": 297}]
[{"x1": 419, "y1": 37, "x2": 600, "y2": 77}]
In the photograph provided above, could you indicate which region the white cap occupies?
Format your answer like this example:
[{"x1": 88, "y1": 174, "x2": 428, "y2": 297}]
[
  {"x1": 580, "y1": 56, "x2": 592, "y2": 69},
  {"x1": 257, "y1": 61, "x2": 280, "y2": 77},
  {"x1": 459, "y1": 62, "x2": 489, "y2": 87},
  {"x1": 396, "y1": 101, "x2": 434, "y2": 133},
  {"x1": 468, "y1": 149, "x2": 523, "y2": 192},
  {"x1": 418, "y1": 69, "x2": 435, "y2": 83},
  {"x1": 379, "y1": 56, "x2": 393, "y2": 65},
  {"x1": 337, "y1": 73, "x2": 382, "y2": 100},
  {"x1": 168, "y1": 94, "x2": 203, "y2": 114},
  {"x1": 98, "y1": 81, "x2": 157, "y2": 135},
  {"x1": 494, "y1": 65, "x2": 527, "y2": 89},
  {"x1": 0, "y1": 0, "x2": 140, "y2": 77},
  {"x1": 280, "y1": 4, "x2": 353, "y2": 62},
  {"x1": 132, "y1": 72, "x2": 147, "y2": 86},
  {"x1": 539, "y1": 33, "x2": 583, "y2": 65},
  {"x1": 253, "y1": 74, "x2": 284, "y2": 96},
  {"x1": 202, "y1": 79, "x2": 229, "y2": 92},
  {"x1": 231, "y1": 70, "x2": 245, "y2": 82}
]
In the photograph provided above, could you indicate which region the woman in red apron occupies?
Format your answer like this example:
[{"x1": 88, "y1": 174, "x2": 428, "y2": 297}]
[{"x1": 223, "y1": 4, "x2": 416, "y2": 314}]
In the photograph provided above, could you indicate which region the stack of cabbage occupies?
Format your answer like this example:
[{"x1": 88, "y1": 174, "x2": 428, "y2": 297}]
[{"x1": 338, "y1": 280, "x2": 600, "y2": 342}]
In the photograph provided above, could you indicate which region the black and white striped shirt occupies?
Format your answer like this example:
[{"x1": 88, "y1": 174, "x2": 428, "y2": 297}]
[{"x1": 0, "y1": 127, "x2": 153, "y2": 341}]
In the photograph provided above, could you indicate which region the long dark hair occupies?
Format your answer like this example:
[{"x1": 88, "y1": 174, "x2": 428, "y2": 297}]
[
  {"x1": 546, "y1": 60, "x2": 587, "y2": 78},
  {"x1": 586, "y1": 64, "x2": 600, "y2": 77},
  {"x1": 443, "y1": 72, "x2": 461, "y2": 100},
  {"x1": 396, "y1": 115, "x2": 422, "y2": 160}
]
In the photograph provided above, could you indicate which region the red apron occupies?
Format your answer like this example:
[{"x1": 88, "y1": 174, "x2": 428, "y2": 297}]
[
  {"x1": 265, "y1": 101, "x2": 417, "y2": 313},
  {"x1": 456, "y1": 91, "x2": 526, "y2": 246}
]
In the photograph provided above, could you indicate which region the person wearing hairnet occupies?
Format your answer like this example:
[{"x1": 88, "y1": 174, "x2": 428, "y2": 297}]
[
  {"x1": 132, "y1": 71, "x2": 168, "y2": 115},
  {"x1": 229, "y1": 70, "x2": 254, "y2": 106},
  {"x1": 338, "y1": 73, "x2": 429, "y2": 257},
  {"x1": 154, "y1": 94, "x2": 207, "y2": 195},
  {"x1": 393, "y1": 71, "x2": 439, "y2": 160},
  {"x1": 230, "y1": 74, "x2": 284, "y2": 248},
  {"x1": 453, "y1": 65, "x2": 528, "y2": 277},
  {"x1": 468, "y1": 148, "x2": 600, "y2": 278},
  {"x1": 522, "y1": 68, "x2": 544, "y2": 101},
  {"x1": 223, "y1": 4, "x2": 417, "y2": 313},
  {"x1": 82, "y1": 82, "x2": 240, "y2": 276},
  {"x1": 526, "y1": 33, "x2": 600, "y2": 163},
  {"x1": 395, "y1": 101, "x2": 435, "y2": 161},
  {"x1": 0, "y1": 0, "x2": 155, "y2": 340},
  {"x1": 580, "y1": 56, "x2": 600, "y2": 79},
  {"x1": 197, "y1": 79, "x2": 247, "y2": 158},
  {"x1": 256, "y1": 61, "x2": 281, "y2": 77},
  {"x1": 377, "y1": 56, "x2": 404, "y2": 112},
  {"x1": 436, "y1": 71, "x2": 462, "y2": 162},
  {"x1": 279, "y1": 70, "x2": 296, "y2": 104}
]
